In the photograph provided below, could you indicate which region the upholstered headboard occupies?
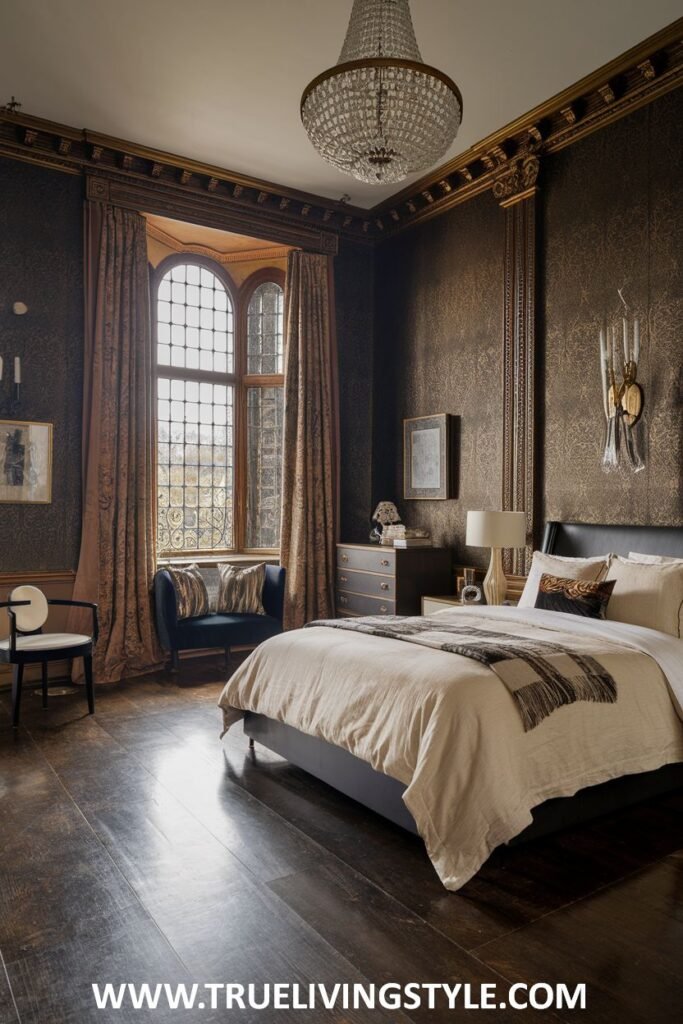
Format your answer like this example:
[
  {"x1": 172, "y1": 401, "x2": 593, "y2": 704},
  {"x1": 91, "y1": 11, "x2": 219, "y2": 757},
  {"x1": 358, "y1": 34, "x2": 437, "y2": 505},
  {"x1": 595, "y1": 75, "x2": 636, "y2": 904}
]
[{"x1": 541, "y1": 521, "x2": 683, "y2": 560}]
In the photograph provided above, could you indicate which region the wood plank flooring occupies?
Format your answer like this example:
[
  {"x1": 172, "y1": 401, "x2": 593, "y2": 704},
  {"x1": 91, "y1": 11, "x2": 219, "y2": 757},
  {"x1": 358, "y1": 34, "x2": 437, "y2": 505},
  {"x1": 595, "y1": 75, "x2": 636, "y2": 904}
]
[{"x1": 1, "y1": 657, "x2": 681, "y2": 1023}]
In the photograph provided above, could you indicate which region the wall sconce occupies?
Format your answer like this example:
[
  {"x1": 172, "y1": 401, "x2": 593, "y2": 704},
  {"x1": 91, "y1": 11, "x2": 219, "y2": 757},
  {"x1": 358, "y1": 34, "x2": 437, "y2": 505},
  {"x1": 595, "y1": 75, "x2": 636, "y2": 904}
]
[
  {"x1": 1, "y1": 300, "x2": 28, "y2": 403},
  {"x1": 599, "y1": 292, "x2": 644, "y2": 473}
]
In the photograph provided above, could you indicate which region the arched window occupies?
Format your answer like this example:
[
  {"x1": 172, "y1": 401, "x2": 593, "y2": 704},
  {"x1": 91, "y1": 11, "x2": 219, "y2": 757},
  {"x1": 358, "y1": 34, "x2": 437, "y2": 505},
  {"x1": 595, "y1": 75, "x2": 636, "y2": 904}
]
[{"x1": 154, "y1": 258, "x2": 284, "y2": 556}]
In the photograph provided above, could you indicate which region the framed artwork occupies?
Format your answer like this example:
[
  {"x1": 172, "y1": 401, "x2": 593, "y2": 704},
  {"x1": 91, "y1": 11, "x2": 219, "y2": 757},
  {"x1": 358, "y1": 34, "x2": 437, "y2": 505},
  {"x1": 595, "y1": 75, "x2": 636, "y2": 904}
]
[
  {"x1": 403, "y1": 413, "x2": 457, "y2": 500},
  {"x1": 0, "y1": 420, "x2": 53, "y2": 504}
]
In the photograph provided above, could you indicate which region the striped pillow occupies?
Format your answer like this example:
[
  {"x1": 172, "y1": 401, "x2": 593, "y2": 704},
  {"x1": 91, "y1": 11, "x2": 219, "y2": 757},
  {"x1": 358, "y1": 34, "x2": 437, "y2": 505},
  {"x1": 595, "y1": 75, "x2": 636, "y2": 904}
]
[
  {"x1": 166, "y1": 565, "x2": 209, "y2": 620},
  {"x1": 217, "y1": 563, "x2": 266, "y2": 616}
]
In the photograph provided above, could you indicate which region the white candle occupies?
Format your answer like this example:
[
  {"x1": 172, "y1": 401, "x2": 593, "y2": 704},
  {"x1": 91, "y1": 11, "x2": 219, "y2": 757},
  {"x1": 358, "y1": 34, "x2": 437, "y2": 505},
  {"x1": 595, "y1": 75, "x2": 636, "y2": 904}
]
[
  {"x1": 0, "y1": 356, "x2": 3, "y2": 381},
  {"x1": 633, "y1": 317, "x2": 640, "y2": 364},
  {"x1": 14, "y1": 356, "x2": 21, "y2": 384},
  {"x1": 599, "y1": 327, "x2": 606, "y2": 360},
  {"x1": 622, "y1": 317, "x2": 628, "y2": 363}
]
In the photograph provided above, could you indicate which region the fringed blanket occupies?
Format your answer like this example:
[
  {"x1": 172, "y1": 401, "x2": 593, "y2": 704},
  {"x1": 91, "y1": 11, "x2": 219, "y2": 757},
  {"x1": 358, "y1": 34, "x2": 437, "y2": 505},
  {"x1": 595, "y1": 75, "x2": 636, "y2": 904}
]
[{"x1": 306, "y1": 615, "x2": 617, "y2": 730}]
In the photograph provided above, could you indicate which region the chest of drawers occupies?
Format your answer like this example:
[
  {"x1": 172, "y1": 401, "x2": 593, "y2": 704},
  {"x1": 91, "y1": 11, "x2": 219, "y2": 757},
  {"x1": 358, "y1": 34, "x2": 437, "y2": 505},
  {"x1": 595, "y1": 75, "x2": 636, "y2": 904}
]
[{"x1": 336, "y1": 543, "x2": 452, "y2": 617}]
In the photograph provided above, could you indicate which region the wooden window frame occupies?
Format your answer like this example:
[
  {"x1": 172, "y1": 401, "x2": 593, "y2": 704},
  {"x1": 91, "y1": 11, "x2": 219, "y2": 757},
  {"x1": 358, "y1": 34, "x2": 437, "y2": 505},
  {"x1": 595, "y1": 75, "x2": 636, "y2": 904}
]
[{"x1": 152, "y1": 254, "x2": 285, "y2": 560}]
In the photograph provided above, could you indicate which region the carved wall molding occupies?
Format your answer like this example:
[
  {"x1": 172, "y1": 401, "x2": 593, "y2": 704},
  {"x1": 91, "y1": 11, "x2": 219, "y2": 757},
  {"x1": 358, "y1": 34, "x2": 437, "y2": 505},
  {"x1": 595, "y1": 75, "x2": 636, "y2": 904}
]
[
  {"x1": 492, "y1": 143, "x2": 540, "y2": 207},
  {"x1": 502, "y1": 194, "x2": 536, "y2": 576},
  {"x1": 0, "y1": 19, "x2": 679, "y2": 246}
]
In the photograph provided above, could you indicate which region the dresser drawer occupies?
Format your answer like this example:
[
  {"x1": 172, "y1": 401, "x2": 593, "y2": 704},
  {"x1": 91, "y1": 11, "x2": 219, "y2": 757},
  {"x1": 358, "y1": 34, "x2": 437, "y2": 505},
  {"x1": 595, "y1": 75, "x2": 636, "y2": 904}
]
[
  {"x1": 336, "y1": 568, "x2": 395, "y2": 600},
  {"x1": 335, "y1": 590, "x2": 395, "y2": 616},
  {"x1": 337, "y1": 545, "x2": 396, "y2": 575}
]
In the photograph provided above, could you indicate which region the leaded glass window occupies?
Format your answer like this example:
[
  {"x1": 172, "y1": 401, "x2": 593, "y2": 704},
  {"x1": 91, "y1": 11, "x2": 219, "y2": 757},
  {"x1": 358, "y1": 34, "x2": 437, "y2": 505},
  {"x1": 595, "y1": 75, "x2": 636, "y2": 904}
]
[
  {"x1": 247, "y1": 282, "x2": 284, "y2": 374},
  {"x1": 155, "y1": 259, "x2": 285, "y2": 556}
]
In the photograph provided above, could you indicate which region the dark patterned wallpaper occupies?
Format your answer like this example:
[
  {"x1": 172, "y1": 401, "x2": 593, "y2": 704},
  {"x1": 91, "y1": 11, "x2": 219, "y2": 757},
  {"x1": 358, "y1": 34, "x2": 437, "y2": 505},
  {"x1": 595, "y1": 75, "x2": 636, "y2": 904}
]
[
  {"x1": 0, "y1": 158, "x2": 84, "y2": 572},
  {"x1": 335, "y1": 240, "x2": 375, "y2": 542},
  {"x1": 542, "y1": 88, "x2": 682, "y2": 526},
  {"x1": 373, "y1": 194, "x2": 505, "y2": 568}
]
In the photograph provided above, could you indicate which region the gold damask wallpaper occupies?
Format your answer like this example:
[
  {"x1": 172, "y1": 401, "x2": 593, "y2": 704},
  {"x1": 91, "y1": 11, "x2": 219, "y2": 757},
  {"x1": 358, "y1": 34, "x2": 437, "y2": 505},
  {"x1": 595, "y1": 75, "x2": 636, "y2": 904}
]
[
  {"x1": 542, "y1": 87, "x2": 682, "y2": 526},
  {"x1": 373, "y1": 193, "x2": 505, "y2": 568}
]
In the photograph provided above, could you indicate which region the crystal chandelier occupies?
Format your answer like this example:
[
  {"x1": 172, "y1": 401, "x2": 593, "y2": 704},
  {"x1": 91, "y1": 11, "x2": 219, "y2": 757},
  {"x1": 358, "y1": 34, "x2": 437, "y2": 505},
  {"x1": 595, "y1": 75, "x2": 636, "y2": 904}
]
[{"x1": 301, "y1": 0, "x2": 462, "y2": 185}]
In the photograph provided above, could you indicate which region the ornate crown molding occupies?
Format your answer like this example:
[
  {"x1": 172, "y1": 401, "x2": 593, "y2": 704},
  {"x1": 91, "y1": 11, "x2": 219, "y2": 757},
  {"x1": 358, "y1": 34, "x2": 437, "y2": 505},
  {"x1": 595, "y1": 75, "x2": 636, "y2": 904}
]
[
  {"x1": 371, "y1": 18, "x2": 682, "y2": 235},
  {"x1": 0, "y1": 18, "x2": 680, "y2": 244}
]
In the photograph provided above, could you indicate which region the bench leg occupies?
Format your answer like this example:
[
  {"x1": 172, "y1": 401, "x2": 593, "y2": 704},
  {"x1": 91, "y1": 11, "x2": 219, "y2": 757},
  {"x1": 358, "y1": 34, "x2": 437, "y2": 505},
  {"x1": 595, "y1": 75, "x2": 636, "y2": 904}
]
[
  {"x1": 170, "y1": 650, "x2": 180, "y2": 673},
  {"x1": 248, "y1": 737, "x2": 255, "y2": 750},
  {"x1": 224, "y1": 647, "x2": 232, "y2": 672},
  {"x1": 83, "y1": 655, "x2": 95, "y2": 715},
  {"x1": 12, "y1": 664, "x2": 23, "y2": 728},
  {"x1": 41, "y1": 661, "x2": 49, "y2": 709}
]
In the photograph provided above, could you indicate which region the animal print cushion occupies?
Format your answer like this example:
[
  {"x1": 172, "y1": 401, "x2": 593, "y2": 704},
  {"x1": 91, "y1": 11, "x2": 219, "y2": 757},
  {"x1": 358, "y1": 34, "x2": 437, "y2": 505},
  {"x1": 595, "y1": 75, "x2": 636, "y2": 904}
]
[
  {"x1": 217, "y1": 563, "x2": 266, "y2": 616},
  {"x1": 166, "y1": 564, "x2": 210, "y2": 620},
  {"x1": 535, "y1": 573, "x2": 616, "y2": 620}
]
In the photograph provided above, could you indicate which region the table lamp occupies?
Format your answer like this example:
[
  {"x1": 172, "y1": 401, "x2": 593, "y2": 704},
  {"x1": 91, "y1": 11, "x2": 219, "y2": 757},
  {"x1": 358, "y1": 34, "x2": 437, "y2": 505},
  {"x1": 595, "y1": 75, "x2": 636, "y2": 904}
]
[{"x1": 465, "y1": 510, "x2": 526, "y2": 605}]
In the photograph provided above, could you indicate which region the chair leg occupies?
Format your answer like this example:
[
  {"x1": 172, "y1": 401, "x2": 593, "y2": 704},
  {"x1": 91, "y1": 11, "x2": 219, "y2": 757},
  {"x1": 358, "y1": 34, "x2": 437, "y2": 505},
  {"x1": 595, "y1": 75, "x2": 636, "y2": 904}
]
[
  {"x1": 41, "y1": 661, "x2": 49, "y2": 709},
  {"x1": 83, "y1": 655, "x2": 95, "y2": 715},
  {"x1": 11, "y1": 664, "x2": 23, "y2": 729}
]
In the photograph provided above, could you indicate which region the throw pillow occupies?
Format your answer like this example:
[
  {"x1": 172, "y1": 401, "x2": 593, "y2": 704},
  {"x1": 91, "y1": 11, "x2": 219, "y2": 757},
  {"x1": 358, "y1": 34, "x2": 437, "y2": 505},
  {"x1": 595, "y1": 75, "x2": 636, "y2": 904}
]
[
  {"x1": 166, "y1": 564, "x2": 209, "y2": 620},
  {"x1": 519, "y1": 552, "x2": 610, "y2": 608},
  {"x1": 535, "y1": 573, "x2": 616, "y2": 619},
  {"x1": 217, "y1": 563, "x2": 267, "y2": 616}
]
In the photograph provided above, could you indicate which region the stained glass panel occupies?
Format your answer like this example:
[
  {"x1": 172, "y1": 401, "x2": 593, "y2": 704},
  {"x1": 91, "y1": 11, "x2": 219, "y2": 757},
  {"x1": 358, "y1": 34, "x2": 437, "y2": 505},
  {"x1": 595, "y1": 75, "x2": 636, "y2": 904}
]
[
  {"x1": 246, "y1": 387, "x2": 283, "y2": 549},
  {"x1": 157, "y1": 377, "x2": 234, "y2": 552},
  {"x1": 247, "y1": 282, "x2": 284, "y2": 374}
]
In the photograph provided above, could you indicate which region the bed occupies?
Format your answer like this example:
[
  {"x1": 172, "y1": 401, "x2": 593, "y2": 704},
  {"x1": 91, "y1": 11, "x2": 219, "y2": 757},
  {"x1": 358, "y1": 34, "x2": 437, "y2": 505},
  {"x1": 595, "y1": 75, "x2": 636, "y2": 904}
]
[{"x1": 218, "y1": 522, "x2": 683, "y2": 889}]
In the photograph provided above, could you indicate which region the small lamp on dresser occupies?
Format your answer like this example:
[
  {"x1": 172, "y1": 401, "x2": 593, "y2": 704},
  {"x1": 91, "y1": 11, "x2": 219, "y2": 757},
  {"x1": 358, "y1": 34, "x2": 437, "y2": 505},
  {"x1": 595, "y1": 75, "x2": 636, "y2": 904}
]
[{"x1": 465, "y1": 510, "x2": 526, "y2": 605}]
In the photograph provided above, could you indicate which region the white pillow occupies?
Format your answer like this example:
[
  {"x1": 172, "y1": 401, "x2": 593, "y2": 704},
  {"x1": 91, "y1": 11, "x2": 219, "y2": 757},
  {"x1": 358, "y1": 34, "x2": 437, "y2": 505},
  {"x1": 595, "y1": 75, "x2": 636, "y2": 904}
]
[
  {"x1": 627, "y1": 550, "x2": 683, "y2": 565},
  {"x1": 606, "y1": 556, "x2": 683, "y2": 638},
  {"x1": 519, "y1": 552, "x2": 610, "y2": 608}
]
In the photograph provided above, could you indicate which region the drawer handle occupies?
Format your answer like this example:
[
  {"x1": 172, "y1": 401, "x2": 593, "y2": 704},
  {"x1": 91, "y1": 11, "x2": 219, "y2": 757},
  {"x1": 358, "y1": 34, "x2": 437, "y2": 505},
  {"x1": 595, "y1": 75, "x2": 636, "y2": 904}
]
[
  {"x1": 380, "y1": 605, "x2": 388, "y2": 613},
  {"x1": 338, "y1": 595, "x2": 348, "y2": 605},
  {"x1": 339, "y1": 575, "x2": 348, "y2": 583},
  {"x1": 380, "y1": 582, "x2": 389, "y2": 591},
  {"x1": 341, "y1": 554, "x2": 349, "y2": 563},
  {"x1": 380, "y1": 558, "x2": 390, "y2": 566}
]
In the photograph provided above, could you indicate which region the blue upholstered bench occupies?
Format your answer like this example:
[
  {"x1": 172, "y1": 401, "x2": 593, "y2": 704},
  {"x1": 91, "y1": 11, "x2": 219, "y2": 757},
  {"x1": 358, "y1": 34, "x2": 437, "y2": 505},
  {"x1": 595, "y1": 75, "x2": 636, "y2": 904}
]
[{"x1": 153, "y1": 564, "x2": 286, "y2": 671}]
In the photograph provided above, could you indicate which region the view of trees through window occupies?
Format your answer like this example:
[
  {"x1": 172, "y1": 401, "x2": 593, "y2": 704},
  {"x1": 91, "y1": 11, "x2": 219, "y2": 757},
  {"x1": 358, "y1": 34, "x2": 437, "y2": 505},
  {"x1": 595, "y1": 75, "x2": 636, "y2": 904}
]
[{"x1": 155, "y1": 259, "x2": 284, "y2": 555}]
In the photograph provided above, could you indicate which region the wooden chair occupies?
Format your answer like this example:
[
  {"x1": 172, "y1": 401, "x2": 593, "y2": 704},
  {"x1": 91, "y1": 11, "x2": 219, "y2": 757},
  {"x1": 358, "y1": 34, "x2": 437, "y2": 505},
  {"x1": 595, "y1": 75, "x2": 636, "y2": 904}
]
[{"x1": 0, "y1": 585, "x2": 98, "y2": 728}]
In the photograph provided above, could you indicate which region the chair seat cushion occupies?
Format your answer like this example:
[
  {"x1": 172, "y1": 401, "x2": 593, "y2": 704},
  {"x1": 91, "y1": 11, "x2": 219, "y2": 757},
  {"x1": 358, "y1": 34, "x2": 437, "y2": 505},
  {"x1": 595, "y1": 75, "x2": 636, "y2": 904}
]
[
  {"x1": 0, "y1": 633, "x2": 91, "y2": 651},
  {"x1": 175, "y1": 613, "x2": 281, "y2": 649}
]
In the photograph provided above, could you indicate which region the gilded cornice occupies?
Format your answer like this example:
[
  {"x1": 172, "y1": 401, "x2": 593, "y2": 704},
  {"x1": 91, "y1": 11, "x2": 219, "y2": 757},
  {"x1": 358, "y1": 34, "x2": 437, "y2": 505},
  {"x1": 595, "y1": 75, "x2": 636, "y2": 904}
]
[{"x1": 0, "y1": 18, "x2": 680, "y2": 244}]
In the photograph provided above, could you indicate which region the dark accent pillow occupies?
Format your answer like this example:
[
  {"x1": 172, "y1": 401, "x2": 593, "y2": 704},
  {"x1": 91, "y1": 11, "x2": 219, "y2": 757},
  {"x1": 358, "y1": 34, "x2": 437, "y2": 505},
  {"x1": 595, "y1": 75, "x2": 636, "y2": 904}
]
[
  {"x1": 217, "y1": 563, "x2": 266, "y2": 616},
  {"x1": 535, "y1": 573, "x2": 616, "y2": 619},
  {"x1": 166, "y1": 565, "x2": 209, "y2": 620}
]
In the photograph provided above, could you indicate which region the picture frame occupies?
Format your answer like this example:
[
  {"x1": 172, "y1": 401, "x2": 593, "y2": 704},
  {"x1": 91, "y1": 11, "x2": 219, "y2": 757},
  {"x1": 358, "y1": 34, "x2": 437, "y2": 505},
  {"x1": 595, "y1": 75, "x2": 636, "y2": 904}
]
[
  {"x1": 403, "y1": 413, "x2": 457, "y2": 500},
  {"x1": 0, "y1": 420, "x2": 53, "y2": 504}
]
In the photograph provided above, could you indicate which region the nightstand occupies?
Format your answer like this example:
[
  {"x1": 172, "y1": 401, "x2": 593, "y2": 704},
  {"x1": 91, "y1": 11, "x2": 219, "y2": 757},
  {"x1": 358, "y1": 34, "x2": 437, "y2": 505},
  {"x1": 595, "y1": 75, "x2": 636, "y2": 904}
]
[
  {"x1": 336, "y1": 544, "x2": 451, "y2": 617},
  {"x1": 421, "y1": 594, "x2": 461, "y2": 615}
]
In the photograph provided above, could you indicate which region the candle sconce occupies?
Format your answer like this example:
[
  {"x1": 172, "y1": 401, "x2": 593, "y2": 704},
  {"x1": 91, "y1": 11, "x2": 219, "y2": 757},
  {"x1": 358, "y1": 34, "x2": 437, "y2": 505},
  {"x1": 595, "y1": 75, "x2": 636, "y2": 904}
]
[
  {"x1": 599, "y1": 292, "x2": 644, "y2": 473},
  {"x1": 2, "y1": 301, "x2": 27, "y2": 404}
]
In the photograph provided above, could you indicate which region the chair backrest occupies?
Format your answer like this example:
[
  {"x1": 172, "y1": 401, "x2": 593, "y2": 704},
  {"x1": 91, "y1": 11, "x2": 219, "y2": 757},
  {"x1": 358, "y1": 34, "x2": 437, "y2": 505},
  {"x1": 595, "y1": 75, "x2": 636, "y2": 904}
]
[{"x1": 9, "y1": 585, "x2": 48, "y2": 632}]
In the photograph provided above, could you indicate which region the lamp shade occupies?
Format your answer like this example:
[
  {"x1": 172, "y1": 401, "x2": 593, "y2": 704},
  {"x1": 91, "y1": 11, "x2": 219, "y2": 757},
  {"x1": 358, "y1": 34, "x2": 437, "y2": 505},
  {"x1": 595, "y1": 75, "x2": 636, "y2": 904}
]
[{"x1": 466, "y1": 510, "x2": 526, "y2": 549}]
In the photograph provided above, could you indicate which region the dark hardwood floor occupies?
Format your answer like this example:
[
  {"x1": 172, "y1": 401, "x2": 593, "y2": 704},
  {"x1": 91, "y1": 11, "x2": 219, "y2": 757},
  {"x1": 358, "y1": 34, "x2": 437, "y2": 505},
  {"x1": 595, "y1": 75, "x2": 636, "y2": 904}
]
[{"x1": 1, "y1": 657, "x2": 681, "y2": 1023}]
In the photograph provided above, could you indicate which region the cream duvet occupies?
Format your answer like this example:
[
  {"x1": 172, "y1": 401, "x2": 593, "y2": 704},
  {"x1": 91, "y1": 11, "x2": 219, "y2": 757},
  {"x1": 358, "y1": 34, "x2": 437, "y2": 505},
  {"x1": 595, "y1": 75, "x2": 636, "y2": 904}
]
[{"x1": 218, "y1": 606, "x2": 683, "y2": 890}]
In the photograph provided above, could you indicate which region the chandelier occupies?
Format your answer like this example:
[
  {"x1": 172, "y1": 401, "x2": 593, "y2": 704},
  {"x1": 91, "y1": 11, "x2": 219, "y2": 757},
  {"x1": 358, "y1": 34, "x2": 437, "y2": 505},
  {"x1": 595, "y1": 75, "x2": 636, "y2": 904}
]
[{"x1": 300, "y1": 0, "x2": 462, "y2": 185}]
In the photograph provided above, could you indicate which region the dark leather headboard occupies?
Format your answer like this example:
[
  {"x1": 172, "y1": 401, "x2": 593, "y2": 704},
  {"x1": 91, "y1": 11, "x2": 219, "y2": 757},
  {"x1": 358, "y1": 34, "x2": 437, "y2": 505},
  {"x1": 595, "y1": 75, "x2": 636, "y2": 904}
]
[{"x1": 542, "y1": 521, "x2": 683, "y2": 560}]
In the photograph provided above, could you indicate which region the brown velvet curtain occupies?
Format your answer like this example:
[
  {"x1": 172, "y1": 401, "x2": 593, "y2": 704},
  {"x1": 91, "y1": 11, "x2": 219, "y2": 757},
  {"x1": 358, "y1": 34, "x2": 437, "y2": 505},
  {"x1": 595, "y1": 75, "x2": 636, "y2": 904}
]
[
  {"x1": 280, "y1": 251, "x2": 339, "y2": 630},
  {"x1": 70, "y1": 202, "x2": 163, "y2": 683}
]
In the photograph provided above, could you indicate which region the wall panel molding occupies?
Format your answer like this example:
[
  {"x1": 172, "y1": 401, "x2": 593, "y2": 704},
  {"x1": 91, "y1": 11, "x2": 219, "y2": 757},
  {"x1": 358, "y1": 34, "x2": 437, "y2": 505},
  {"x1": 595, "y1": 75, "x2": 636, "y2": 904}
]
[{"x1": 501, "y1": 194, "x2": 537, "y2": 576}]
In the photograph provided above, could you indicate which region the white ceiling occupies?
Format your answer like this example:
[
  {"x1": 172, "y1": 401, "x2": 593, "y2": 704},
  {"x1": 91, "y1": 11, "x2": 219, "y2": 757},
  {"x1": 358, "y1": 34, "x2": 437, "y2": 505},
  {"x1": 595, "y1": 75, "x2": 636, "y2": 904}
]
[{"x1": 1, "y1": 0, "x2": 679, "y2": 208}]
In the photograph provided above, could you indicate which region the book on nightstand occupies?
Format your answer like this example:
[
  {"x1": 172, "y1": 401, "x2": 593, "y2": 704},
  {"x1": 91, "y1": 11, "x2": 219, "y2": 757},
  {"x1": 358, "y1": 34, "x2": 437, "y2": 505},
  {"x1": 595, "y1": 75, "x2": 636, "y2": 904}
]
[{"x1": 393, "y1": 538, "x2": 433, "y2": 548}]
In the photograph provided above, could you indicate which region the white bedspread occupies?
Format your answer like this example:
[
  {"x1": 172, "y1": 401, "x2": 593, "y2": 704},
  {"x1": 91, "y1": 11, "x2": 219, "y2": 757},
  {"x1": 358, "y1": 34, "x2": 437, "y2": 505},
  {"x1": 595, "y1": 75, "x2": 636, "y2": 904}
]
[{"x1": 218, "y1": 606, "x2": 683, "y2": 890}]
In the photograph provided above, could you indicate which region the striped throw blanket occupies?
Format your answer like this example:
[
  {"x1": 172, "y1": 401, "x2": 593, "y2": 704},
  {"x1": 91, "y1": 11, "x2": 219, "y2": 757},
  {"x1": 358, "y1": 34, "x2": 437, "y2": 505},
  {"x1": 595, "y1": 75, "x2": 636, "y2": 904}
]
[{"x1": 305, "y1": 615, "x2": 617, "y2": 731}]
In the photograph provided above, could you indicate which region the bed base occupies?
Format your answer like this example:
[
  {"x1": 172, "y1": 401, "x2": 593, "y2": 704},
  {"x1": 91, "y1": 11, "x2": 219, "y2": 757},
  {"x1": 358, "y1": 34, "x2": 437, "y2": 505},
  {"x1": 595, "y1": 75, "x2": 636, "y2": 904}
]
[
  {"x1": 245, "y1": 522, "x2": 683, "y2": 846},
  {"x1": 244, "y1": 712, "x2": 683, "y2": 843}
]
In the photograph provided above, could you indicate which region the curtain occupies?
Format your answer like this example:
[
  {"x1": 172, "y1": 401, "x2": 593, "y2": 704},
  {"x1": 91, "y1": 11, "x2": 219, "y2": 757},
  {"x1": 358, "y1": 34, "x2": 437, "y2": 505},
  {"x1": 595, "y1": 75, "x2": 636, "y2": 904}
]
[
  {"x1": 280, "y1": 251, "x2": 339, "y2": 630},
  {"x1": 69, "y1": 202, "x2": 163, "y2": 683}
]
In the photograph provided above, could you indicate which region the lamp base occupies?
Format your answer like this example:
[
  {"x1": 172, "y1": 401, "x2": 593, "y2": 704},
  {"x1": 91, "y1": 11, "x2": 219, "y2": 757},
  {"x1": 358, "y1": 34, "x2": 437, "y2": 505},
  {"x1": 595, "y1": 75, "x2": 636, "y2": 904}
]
[{"x1": 483, "y1": 548, "x2": 507, "y2": 605}]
